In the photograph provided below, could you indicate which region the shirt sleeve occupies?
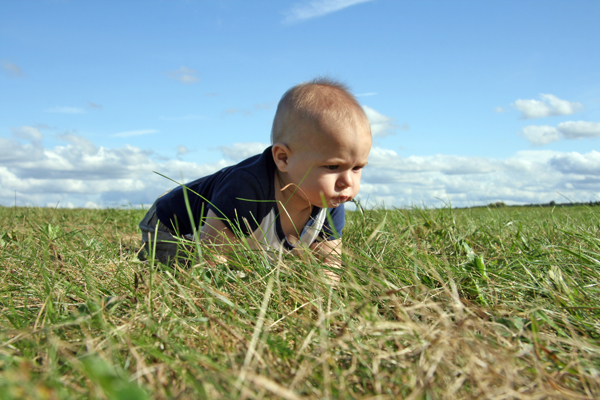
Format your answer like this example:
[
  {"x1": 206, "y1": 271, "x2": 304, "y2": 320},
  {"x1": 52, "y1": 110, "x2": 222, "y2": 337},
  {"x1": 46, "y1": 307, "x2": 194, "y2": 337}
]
[
  {"x1": 206, "y1": 172, "x2": 270, "y2": 237},
  {"x1": 319, "y1": 204, "x2": 345, "y2": 241}
]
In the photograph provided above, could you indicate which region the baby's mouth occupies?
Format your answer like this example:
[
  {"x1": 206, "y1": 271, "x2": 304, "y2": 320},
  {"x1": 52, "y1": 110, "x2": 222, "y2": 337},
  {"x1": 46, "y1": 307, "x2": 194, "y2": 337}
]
[{"x1": 331, "y1": 195, "x2": 351, "y2": 206}]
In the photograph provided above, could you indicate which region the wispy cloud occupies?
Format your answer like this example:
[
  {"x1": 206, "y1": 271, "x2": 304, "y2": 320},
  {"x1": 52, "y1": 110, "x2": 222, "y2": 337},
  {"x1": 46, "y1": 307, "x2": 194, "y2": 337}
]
[
  {"x1": 11, "y1": 126, "x2": 43, "y2": 141},
  {"x1": 221, "y1": 102, "x2": 273, "y2": 117},
  {"x1": 111, "y1": 129, "x2": 158, "y2": 138},
  {"x1": 45, "y1": 106, "x2": 86, "y2": 114},
  {"x1": 224, "y1": 108, "x2": 252, "y2": 116},
  {"x1": 1, "y1": 60, "x2": 25, "y2": 77},
  {"x1": 283, "y1": 0, "x2": 374, "y2": 24},
  {"x1": 87, "y1": 101, "x2": 103, "y2": 109},
  {"x1": 362, "y1": 105, "x2": 407, "y2": 137},
  {"x1": 168, "y1": 66, "x2": 200, "y2": 84},
  {"x1": 176, "y1": 145, "x2": 190, "y2": 156},
  {"x1": 159, "y1": 115, "x2": 205, "y2": 121},
  {"x1": 512, "y1": 94, "x2": 584, "y2": 119},
  {"x1": 254, "y1": 102, "x2": 274, "y2": 111}
]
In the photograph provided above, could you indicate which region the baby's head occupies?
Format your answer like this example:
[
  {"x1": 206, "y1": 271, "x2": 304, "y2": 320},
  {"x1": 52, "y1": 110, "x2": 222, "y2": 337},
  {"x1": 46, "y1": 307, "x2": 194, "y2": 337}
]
[
  {"x1": 271, "y1": 77, "x2": 370, "y2": 146},
  {"x1": 271, "y1": 78, "x2": 372, "y2": 208}
]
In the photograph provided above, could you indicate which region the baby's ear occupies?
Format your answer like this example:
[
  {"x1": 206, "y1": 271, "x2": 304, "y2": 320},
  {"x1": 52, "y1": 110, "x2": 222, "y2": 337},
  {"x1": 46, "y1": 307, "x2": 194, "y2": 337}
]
[{"x1": 272, "y1": 143, "x2": 290, "y2": 172}]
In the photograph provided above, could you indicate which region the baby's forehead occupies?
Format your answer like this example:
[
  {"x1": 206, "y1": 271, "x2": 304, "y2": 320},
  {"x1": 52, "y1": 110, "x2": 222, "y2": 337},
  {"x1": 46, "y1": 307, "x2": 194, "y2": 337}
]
[
  {"x1": 294, "y1": 103, "x2": 369, "y2": 130},
  {"x1": 291, "y1": 119, "x2": 372, "y2": 150}
]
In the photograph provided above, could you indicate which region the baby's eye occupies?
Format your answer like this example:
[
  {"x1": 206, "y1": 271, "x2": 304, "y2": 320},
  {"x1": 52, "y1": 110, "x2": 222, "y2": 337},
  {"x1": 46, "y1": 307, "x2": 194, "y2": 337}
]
[
  {"x1": 325, "y1": 165, "x2": 339, "y2": 170},
  {"x1": 352, "y1": 166, "x2": 364, "y2": 171}
]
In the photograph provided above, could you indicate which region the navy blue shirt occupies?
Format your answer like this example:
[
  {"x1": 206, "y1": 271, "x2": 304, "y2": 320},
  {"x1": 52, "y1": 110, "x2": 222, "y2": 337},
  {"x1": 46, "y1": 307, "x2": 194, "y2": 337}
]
[{"x1": 155, "y1": 146, "x2": 344, "y2": 251}]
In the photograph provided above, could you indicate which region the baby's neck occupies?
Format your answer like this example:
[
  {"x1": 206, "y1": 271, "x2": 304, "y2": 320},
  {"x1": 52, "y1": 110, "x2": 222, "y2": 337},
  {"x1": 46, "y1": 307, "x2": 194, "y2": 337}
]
[
  {"x1": 274, "y1": 172, "x2": 314, "y2": 241},
  {"x1": 273, "y1": 171, "x2": 312, "y2": 214}
]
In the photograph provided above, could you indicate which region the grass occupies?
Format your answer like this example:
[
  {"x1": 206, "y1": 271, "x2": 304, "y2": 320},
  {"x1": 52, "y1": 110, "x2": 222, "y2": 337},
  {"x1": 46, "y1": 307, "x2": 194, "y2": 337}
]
[{"x1": 1, "y1": 204, "x2": 599, "y2": 399}]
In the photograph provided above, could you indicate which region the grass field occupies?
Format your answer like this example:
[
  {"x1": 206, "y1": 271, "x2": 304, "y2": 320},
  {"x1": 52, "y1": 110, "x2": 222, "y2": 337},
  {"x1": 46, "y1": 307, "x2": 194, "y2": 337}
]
[{"x1": 1, "y1": 204, "x2": 599, "y2": 399}]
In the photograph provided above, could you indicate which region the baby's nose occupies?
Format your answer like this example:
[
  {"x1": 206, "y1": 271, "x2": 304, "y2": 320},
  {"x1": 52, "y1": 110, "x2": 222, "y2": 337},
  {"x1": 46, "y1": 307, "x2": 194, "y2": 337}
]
[{"x1": 338, "y1": 171, "x2": 352, "y2": 188}]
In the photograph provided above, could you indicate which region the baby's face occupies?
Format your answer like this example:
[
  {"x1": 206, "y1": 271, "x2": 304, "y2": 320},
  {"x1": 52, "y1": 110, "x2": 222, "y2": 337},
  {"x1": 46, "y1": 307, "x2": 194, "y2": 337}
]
[{"x1": 285, "y1": 122, "x2": 372, "y2": 208}]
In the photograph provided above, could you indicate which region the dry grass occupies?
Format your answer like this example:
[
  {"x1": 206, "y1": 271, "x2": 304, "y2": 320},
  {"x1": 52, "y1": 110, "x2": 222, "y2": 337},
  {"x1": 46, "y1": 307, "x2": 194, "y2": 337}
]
[{"x1": 1, "y1": 204, "x2": 599, "y2": 399}]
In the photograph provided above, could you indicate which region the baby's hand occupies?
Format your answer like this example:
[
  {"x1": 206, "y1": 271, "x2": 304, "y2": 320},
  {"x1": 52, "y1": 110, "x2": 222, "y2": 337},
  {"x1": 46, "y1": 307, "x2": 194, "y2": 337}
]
[{"x1": 323, "y1": 268, "x2": 341, "y2": 285}]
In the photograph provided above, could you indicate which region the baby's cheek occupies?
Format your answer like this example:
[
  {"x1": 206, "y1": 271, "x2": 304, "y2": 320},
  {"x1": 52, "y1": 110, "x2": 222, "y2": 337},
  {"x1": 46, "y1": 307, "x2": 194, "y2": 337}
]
[
  {"x1": 353, "y1": 179, "x2": 361, "y2": 196},
  {"x1": 319, "y1": 175, "x2": 335, "y2": 189}
]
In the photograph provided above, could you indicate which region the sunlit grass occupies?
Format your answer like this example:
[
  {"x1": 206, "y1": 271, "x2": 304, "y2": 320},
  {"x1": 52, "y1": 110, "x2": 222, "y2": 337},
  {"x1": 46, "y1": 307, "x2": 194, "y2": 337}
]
[{"x1": 1, "y1": 204, "x2": 599, "y2": 399}]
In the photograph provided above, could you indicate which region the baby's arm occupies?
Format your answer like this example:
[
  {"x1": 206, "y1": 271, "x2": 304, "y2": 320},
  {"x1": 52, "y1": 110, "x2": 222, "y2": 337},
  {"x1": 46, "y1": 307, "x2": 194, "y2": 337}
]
[
  {"x1": 202, "y1": 209, "x2": 342, "y2": 282},
  {"x1": 200, "y1": 209, "x2": 245, "y2": 264},
  {"x1": 310, "y1": 239, "x2": 343, "y2": 282}
]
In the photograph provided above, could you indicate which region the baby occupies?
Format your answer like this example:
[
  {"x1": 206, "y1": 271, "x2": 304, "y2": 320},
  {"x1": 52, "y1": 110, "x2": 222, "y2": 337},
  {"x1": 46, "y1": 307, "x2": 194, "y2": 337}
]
[{"x1": 139, "y1": 77, "x2": 372, "y2": 278}]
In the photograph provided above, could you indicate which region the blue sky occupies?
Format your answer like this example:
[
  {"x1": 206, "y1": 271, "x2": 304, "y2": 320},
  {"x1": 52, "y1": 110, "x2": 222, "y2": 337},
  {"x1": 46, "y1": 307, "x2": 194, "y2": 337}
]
[{"x1": 1, "y1": 0, "x2": 599, "y2": 208}]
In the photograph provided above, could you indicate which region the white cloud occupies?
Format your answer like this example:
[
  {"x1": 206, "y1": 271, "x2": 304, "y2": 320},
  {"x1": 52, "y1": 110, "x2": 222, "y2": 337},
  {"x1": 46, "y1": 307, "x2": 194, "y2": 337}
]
[
  {"x1": 362, "y1": 105, "x2": 405, "y2": 137},
  {"x1": 494, "y1": 106, "x2": 505, "y2": 113},
  {"x1": 368, "y1": 148, "x2": 495, "y2": 175},
  {"x1": 168, "y1": 66, "x2": 199, "y2": 84},
  {"x1": 45, "y1": 106, "x2": 86, "y2": 114},
  {"x1": 0, "y1": 137, "x2": 44, "y2": 164},
  {"x1": 519, "y1": 121, "x2": 600, "y2": 146},
  {"x1": 57, "y1": 133, "x2": 97, "y2": 154},
  {"x1": 0, "y1": 130, "x2": 230, "y2": 208},
  {"x1": 85, "y1": 201, "x2": 101, "y2": 209},
  {"x1": 358, "y1": 147, "x2": 600, "y2": 208},
  {"x1": 512, "y1": 94, "x2": 584, "y2": 119},
  {"x1": 111, "y1": 129, "x2": 158, "y2": 138},
  {"x1": 549, "y1": 151, "x2": 600, "y2": 175},
  {"x1": 2, "y1": 133, "x2": 598, "y2": 209},
  {"x1": 557, "y1": 121, "x2": 600, "y2": 139},
  {"x1": 519, "y1": 125, "x2": 562, "y2": 146},
  {"x1": 283, "y1": 0, "x2": 374, "y2": 24},
  {"x1": 218, "y1": 142, "x2": 270, "y2": 162}
]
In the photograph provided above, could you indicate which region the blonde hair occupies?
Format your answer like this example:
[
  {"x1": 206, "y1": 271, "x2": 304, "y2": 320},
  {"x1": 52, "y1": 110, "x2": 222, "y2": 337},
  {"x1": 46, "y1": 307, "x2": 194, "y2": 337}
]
[{"x1": 270, "y1": 77, "x2": 370, "y2": 144}]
